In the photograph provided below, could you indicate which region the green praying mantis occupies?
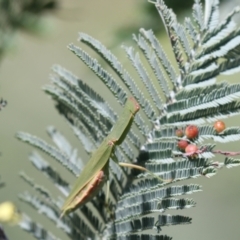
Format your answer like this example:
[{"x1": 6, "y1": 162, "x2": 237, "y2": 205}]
[{"x1": 60, "y1": 97, "x2": 169, "y2": 218}]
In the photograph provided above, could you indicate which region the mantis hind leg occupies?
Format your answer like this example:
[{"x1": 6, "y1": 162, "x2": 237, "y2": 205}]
[
  {"x1": 104, "y1": 180, "x2": 115, "y2": 220},
  {"x1": 105, "y1": 180, "x2": 110, "y2": 206},
  {"x1": 118, "y1": 162, "x2": 172, "y2": 183},
  {"x1": 111, "y1": 154, "x2": 170, "y2": 182}
]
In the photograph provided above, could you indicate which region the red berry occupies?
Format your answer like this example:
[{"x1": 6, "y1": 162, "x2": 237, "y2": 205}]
[
  {"x1": 177, "y1": 140, "x2": 189, "y2": 150},
  {"x1": 175, "y1": 129, "x2": 184, "y2": 137},
  {"x1": 214, "y1": 120, "x2": 226, "y2": 133},
  {"x1": 185, "y1": 144, "x2": 198, "y2": 153},
  {"x1": 185, "y1": 125, "x2": 199, "y2": 139}
]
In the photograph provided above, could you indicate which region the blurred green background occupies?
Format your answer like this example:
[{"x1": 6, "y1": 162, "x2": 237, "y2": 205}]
[{"x1": 1, "y1": 0, "x2": 240, "y2": 239}]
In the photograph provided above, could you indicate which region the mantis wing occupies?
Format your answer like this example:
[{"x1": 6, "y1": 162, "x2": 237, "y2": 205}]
[{"x1": 61, "y1": 139, "x2": 113, "y2": 215}]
